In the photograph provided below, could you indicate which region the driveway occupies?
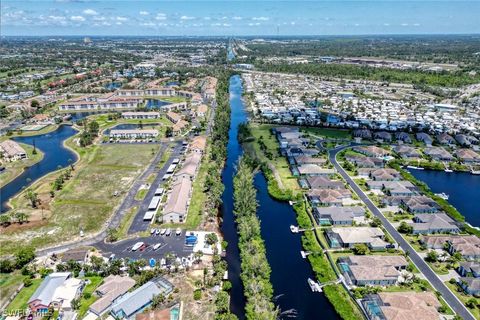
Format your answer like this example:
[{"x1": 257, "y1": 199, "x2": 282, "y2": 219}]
[{"x1": 329, "y1": 145, "x2": 475, "y2": 320}]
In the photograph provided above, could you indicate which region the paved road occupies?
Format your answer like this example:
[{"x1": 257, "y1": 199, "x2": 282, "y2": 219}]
[
  {"x1": 329, "y1": 146, "x2": 475, "y2": 320},
  {"x1": 128, "y1": 141, "x2": 183, "y2": 233}
]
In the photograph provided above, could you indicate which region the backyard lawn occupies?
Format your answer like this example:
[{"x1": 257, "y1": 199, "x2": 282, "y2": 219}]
[
  {"x1": 6, "y1": 278, "x2": 43, "y2": 311},
  {"x1": 300, "y1": 127, "x2": 351, "y2": 139},
  {"x1": 0, "y1": 143, "x2": 44, "y2": 188},
  {"x1": 0, "y1": 272, "x2": 26, "y2": 307},
  {"x1": 78, "y1": 276, "x2": 104, "y2": 318}
]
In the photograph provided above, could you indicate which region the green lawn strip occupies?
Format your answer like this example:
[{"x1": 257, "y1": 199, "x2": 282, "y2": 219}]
[
  {"x1": 0, "y1": 125, "x2": 60, "y2": 140},
  {"x1": 0, "y1": 143, "x2": 44, "y2": 188},
  {"x1": 0, "y1": 272, "x2": 25, "y2": 306},
  {"x1": 134, "y1": 189, "x2": 148, "y2": 201},
  {"x1": 300, "y1": 127, "x2": 352, "y2": 139},
  {"x1": 323, "y1": 284, "x2": 364, "y2": 320},
  {"x1": 185, "y1": 158, "x2": 209, "y2": 229},
  {"x1": 78, "y1": 276, "x2": 104, "y2": 318},
  {"x1": 445, "y1": 282, "x2": 480, "y2": 319},
  {"x1": 6, "y1": 278, "x2": 43, "y2": 311},
  {"x1": 117, "y1": 206, "x2": 139, "y2": 238}
]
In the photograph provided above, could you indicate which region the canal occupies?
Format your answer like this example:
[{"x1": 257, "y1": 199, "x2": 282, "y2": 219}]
[
  {"x1": 0, "y1": 125, "x2": 78, "y2": 212},
  {"x1": 222, "y1": 74, "x2": 338, "y2": 319},
  {"x1": 408, "y1": 169, "x2": 480, "y2": 227}
]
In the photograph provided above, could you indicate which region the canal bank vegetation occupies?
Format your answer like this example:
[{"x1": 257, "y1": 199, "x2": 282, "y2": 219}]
[
  {"x1": 0, "y1": 142, "x2": 157, "y2": 255},
  {"x1": 233, "y1": 157, "x2": 278, "y2": 320},
  {"x1": 0, "y1": 142, "x2": 44, "y2": 188}
]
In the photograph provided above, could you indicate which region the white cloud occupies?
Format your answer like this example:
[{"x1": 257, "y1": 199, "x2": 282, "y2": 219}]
[
  {"x1": 70, "y1": 15, "x2": 85, "y2": 22},
  {"x1": 223, "y1": 23, "x2": 231, "y2": 27},
  {"x1": 413, "y1": 23, "x2": 420, "y2": 26},
  {"x1": 401, "y1": 23, "x2": 409, "y2": 26},
  {"x1": 233, "y1": 16, "x2": 242, "y2": 20},
  {"x1": 116, "y1": 16, "x2": 128, "y2": 21},
  {"x1": 211, "y1": 23, "x2": 221, "y2": 26},
  {"x1": 82, "y1": 9, "x2": 98, "y2": 16},
  {"x1": 203, "y1": 17, "x2": 211, "y2": 20},
  {"x1": 180, "y1": 15, "x2": 195, "y2": 20},
  {"x1": 155, "y1": 13, "x2": 167, "y2": 20},
  {"x1": 252, "y1": 16, "x2": 269, "y2": 21},
  {"x1": 93, "y1": 16, "x2": 106, "y2": 21},
  {"x1": 383, "y1": 23, "x2": 390, "y2": 26},
  {"x1": 139, "y1": 11, "x2": 149, "y2": 16},
  {"x1": 291, "y1": 22, "x2": 296, "y2": 25},
  {"x1": 141, "y1": 22, "x2": 155, "y2": 26},
  {"x1": 248, "y1": 22, "x2": 261, "y2": 26}
]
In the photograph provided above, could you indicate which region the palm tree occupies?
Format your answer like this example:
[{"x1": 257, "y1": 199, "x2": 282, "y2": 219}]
[
  {"x1": 24, "y1": 188, "x2": 38, "y2": 208},
  {"x1": 14, "y1": 211, "x2": 30, "y2": 224}
]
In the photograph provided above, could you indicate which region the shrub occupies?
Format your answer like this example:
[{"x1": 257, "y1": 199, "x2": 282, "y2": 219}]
[{"x1": 193, "y1": 289, "x2": 202, "y2": 300}]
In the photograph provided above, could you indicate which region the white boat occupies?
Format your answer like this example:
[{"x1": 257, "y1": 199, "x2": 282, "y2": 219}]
[
  {"x1": 290, "y1": 225, "x2": 299, "y2": 233},
  {"x1": 175, "y1": 228, "x2": 182, "y2": 236},
  {"x1": 435, "y1": 192, "x2": 449, "y2": 200},
  {"x1": 406, "y1": 165, "x2": 424, "y2": 170},
  {"x1": 307, "y1": 278, "x2": 321, "y2": 292},
  {"x1": 444, "y1": 169, "x2": 453, "y2": 173},
  {"x1": 471, "y1": 170, "x2": 480, "y2": 175}
]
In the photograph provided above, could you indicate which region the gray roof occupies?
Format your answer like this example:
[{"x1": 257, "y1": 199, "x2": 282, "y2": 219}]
[
  {"x1": 28, "y1": 272, "x2": 71, "y2": 305},
  {"x1": 110, "y1": 278, "x2": 173, "y2": 318},
  {"x1": 316, "y1": 206, "x2": 365, "y2": 222}
]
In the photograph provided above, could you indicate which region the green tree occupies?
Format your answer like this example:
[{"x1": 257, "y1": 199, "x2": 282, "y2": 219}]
[
  {"x1": 14, "y1": 246, "x2": 36, "y2": 269},
  {"x1": 24, "y1": 188, "x2": 38, "y2": 208},
  {"x1": 30, "y1": 100, "x2": 40, "y2": 108},
  {"x1": 352, "y1": 244, "x2": 369, "y2": 255},
  {"x1": 397, "y1": 221, "x2": 413, "y2": 234},
  {"x1": 426, "y1": 250, "x2": 438, "y2": 263},
  {"x1": 14, "y1": 211, "x2": 30, "y2": 224},
  {"x1": 151, "y1": 293, "x2": 165, "y2": 308}
]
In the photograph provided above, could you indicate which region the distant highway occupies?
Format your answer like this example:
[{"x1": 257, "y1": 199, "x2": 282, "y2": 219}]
[{"x1": 329, "y1": 145, "x2": 475, "y2": 320}]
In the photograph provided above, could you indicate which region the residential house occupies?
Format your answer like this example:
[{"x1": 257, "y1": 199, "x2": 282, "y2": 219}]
[
  {"x1": 353, "y1": 129, "x2": 372, "y2": 139},
  {"x1": 122, "y1": 112, "x2": 160, "y2": 119},
  {"x1": 110, "y1": 277, "x2": 173, "y2": 319},
  {"x1": 325, "y1": 227, "x2": 388, "y2": 250},
  {"x1": 416, "y1": 133, "x2": 433, "y2": 146},
  {"x1": 455, "y1": 134, "x2": 471, "y2": 147},
  {"x1": 459, "y1": 278, "x2": 480, "y2": 296},
  {"x1": 362, "y1": 292, "x2": 442, "y2": 320},
  {"x1": 369, "y1": 168, "x2": 402, "y2": 181},
  {"x1": 162, "y1": 176, "x2": 192, "y2": 223},
  {"x1": 436, "y1": 133, "x2": 456, "y2": 145},
  {"x1": 196, "y1": 104, "x2": 208, "y2": 117},
  {"x1": 367, "y1": 181, "x2": 415, "y2": 196},
  {"x1": 401, "y1": 196, "x2": 439, "y2": 213},
  {"x1": 420, "y1": 235, "x2": 480, "y2": 260},
  {"x1": 293, "y1": 155, "x2": 327, "y2": 166},
  {"x1": 28, "y1": 272, "x2": 84, "y2": 312},
  {"x1": 395, "y1": 132, "x2": 412, "y2": 144},
  {"x1": 373, "y1": 131, "x2": 392, "y2": 142},
  {"x1": 109, "y1": 129, "x2": 158, "y2": 139},
  {"x1": 458, "y1": 262, "x2": 480, "y2": 278},
  {"x1": 346, "y1": 154, "x2": 385, "y2": 168},
  {"x1": 306, "y1": 176, "x2": 344, "y2": 189},
  {"x1": 410, "y1": 213, "x2": 460, "y2": 235},
  {"x1": 89, "y1": 275, "x2": 136, "y2": 316},
  {"x1": 393, "y1": 145, "x2": 422, "y2": 159},
  {"x1": 338, "y1": 255, "x2": 407, "y2": 286},
  {"x1": 297, "y1": 164, "x2": 335, "y2": 176},
  {"x1": 353, "y1": 146, "x2": 390, "y2": 157},
  {"x1": 60, "y1": 248, "x2": 89, "y2": 264},
  {"x1": 307, "y1": 188, "x2": 352, "y2": 206},
  {"x1": 0, "y1": 140, "x2": 27, "y2": 162},
  {"x1": 423, "y1": 147, "x2": 454, "y2": 161},
  {"x1": 314, "y1": 206, "x2": 365, "y2": 225},
  {"x1": 455, "y1": 149, "x2": 480, "y2": 163}
]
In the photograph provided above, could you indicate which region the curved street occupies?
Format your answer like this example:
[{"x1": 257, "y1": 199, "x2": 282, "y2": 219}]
[{"x1": 329, "y1": 145, "x2": 475, "y2": 320}]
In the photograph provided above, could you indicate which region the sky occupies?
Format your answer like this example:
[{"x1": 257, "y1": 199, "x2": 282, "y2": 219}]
[{"x1": 1, "y1": 0, "x2": 480, "y2": 36}]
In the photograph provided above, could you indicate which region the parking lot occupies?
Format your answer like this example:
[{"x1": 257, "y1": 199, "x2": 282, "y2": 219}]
[{"x1": 95, "y1": 230, "x2": 193, "y2": 261}]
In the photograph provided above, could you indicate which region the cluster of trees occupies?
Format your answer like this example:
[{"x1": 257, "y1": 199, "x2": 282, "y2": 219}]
[
  {"x1": 0, "y1": 211, "x2": 30, "y2": 226},
  {"x1": 257, "y1": 62, "x2": 480, "y2": 88},
  {"x1": 233, "y1": 157, "x2": 278, "y2": 320},
  {"x1": 78, "y1": 120, "x2": 99, "y2": 147},
  {"x1": 51, "y1": 167, "x2": 73, "y2": 196},
  {"x1": 0, "y1": 246, "x2": 36, "y2": 274}
]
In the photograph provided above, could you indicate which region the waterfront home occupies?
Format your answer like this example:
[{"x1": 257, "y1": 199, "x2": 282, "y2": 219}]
[
  {"x1": 110, "y1": 277, "x2": 173, "y2": 319},
  {"x1": 459, "y1": 278, "x2": 480, "y2": 296},
  {"x1": 89, "y1": 275, "x2": 136, "y2": 316},
  {"x1": 423, "y1": 147, "x2": 454, "y2": 161},
  {"x1": 373, "y1": 131, "x2": 392, "y2": 142},
  {"x1": 393, "y1": 145, "x2": 422, "y2": 159},
  {"x1": 117, "y1": 89, "x2": 144, "y2": 96},
  {"x1": 382, "y1": 196, "x2": 410, "y2": 207},
  {"x1": 0, "y1": 140, "x2": 27, "y2": 162},
  {"x1": 366, "y1": 181, "x2": 415, "y2": 196},
  {"x1": 162, "y1": 176, "x2": 192, "y2": 223},
  {"x1": 122, "y1": 111, "x2": 160, "y2": 119},
  {"x1": 338, "y1": 255, "x2": 407, "y2": 286},
  {"x1": 99, "y1": 98, "x2": 142, "y2": 110},
  {"x1": 307, "y1": 188, "x2": 352, "y2": 206},
  {"x1": 416, "y1": 133, "x2": 433, "y2": 146},
  {"x1": 306, "y1": 176, "x2": 344, "y2": 189},
  {"x1": 297, "y1": 164, "x2": 335, "y2": 176},
  {"x1": 293, "y1": 155, "x2": 327, "y2": 166},
  {"x1": 436, "y1": 133, "x2": 456, "y2": 145},
  {"x1": 455, "y1": 148, "x2": 480, "y2": 163},
  {"x1": 346, "y1": 154, "x2": 385, "y2": 168},
  {"x1": 144, "y1": 87, "x2": 176, "y2": 97},
  {"x1": 109, "y1": 129, "x2": 159, "y2": 139},
  {"x1": 353, "y1": 146, "x2": 390, "y2": 157},
  {"x1": 313, "y1": 206, "x2": 365, "y2": 225},
  {"x1": 395, "y1": 132, "x2": 412, "y2": 144},
  {"x1": 362, "y1": 292, "x2": 441, "y2": 320},
  {"x1": 369, "y1": 168, "x2": 402, "y2": 181},
  {"x1": 28, "y1": 272, "x2": 84, "y2": 312},
  {"x1": 176, "y1": 152, "x2": 202, "y2": 178},
  {"x1": 458, "y1": 262, "x2": 480, "y2": 278},
  {"x1": 401, "y1": 196, "x2": 439, "y2": 213},
  {"x1": 410, "y1": 213, "x2": 460, "y2": 235},
  {"x1": 420, "y1": 235, "x2": 480, "y2": 260},
  {"x1": 326, "y1": 227, "x2": 387, "y2": 249},
  {"x1": 455, "y1": 134, "x2": 471, "y2": 147},
  {"x1": 190, "y1": 136, "x2": 207, "y2": 153}
]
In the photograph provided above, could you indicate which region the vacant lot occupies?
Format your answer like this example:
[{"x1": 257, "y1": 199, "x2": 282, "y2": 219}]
[{"x1": 0, "y1": 144, "x2": 156, "y2": 254}]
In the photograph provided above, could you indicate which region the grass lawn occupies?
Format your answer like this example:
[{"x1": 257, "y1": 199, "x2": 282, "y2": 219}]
[
  {"x1": 445, "y1": 282, "x2": 480, "y2": 319},
  {"x1": 0, "y1": 143, "x2": 157, "y2": 254},
  {"x1": 134, "y1": 189, "x2": 148, "y2": 201},
  {"x1": 300, "y1": 127, "x2": 352, "y2": 139},
  {"x1": 185, "y1": 156, "x2": 209, "y2": 229},
  {"x1": 246, "y1": 123, "x2": 300, "y2": 192},
  {"x1": 117, "y1": 206, "x2": 138, "y2": 238},
  {"x1": 78, "y1": 276, "x2": 104, "y2": 318},
  {"x1": 0, "y1": 143, "x2": 44, "y2": 188},
  {"x1": 0, "y1": 272, "x2": 26, "y2": 306},
  {"x1": 428, "y1": 261, "x2": 451, "y2": 275},
  {"x1": 6, "y1": 278, "x2": 43, "y2": 311},
  {"x1": 0, "y1": 125, "x2": 60, "y2": 140}
]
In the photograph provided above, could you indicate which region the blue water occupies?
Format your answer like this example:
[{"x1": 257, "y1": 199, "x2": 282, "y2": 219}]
[
  {"x1": 408, "y1": 169, "x2": 480, "y2": 227},
  {"x1": 145, "y1": 99, "x2": 171, "y2": 109},
  {"x1": 165, "y1": 81, "x2": 179, "y2": 87},
  {"x1": 222, "y1": 75, "x2": 338, "y2": 319},
  {"x1": 0, "y1": 125, "x2": 78, "y2": 212}
]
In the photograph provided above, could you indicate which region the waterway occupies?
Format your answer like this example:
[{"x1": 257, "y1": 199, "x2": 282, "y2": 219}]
[
  {"x1": 408, "y1": 169, "x2": 480, "y2": 227},
  {"x1": 222, "y1": 74, "x2": 338, "y2": 319},
  {"x1": 0, "y1": 125, "x2": 79, "y2": 212},
  {"x1": 145, "y1": 99, "x2": 171, "y2": 109}
]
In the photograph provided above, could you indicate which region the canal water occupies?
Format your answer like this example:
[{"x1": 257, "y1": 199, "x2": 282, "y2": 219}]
[
  {"x1": 145, "y1": 99, "x2": 171, "y2": 109},
  {"x1": 222, "y1": 75, "x2": 338, "y2": 319},
  {"x1": 408, "y1": 169, "x2": 480, "y2": 227},
  {"x1": 0, "y1": 125, "x2": 78, "y2": 212}
]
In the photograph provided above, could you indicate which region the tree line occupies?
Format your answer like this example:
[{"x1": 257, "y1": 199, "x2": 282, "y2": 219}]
[{"x1": 233, "y1": 157, "x2": 278, "y2": 320}]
